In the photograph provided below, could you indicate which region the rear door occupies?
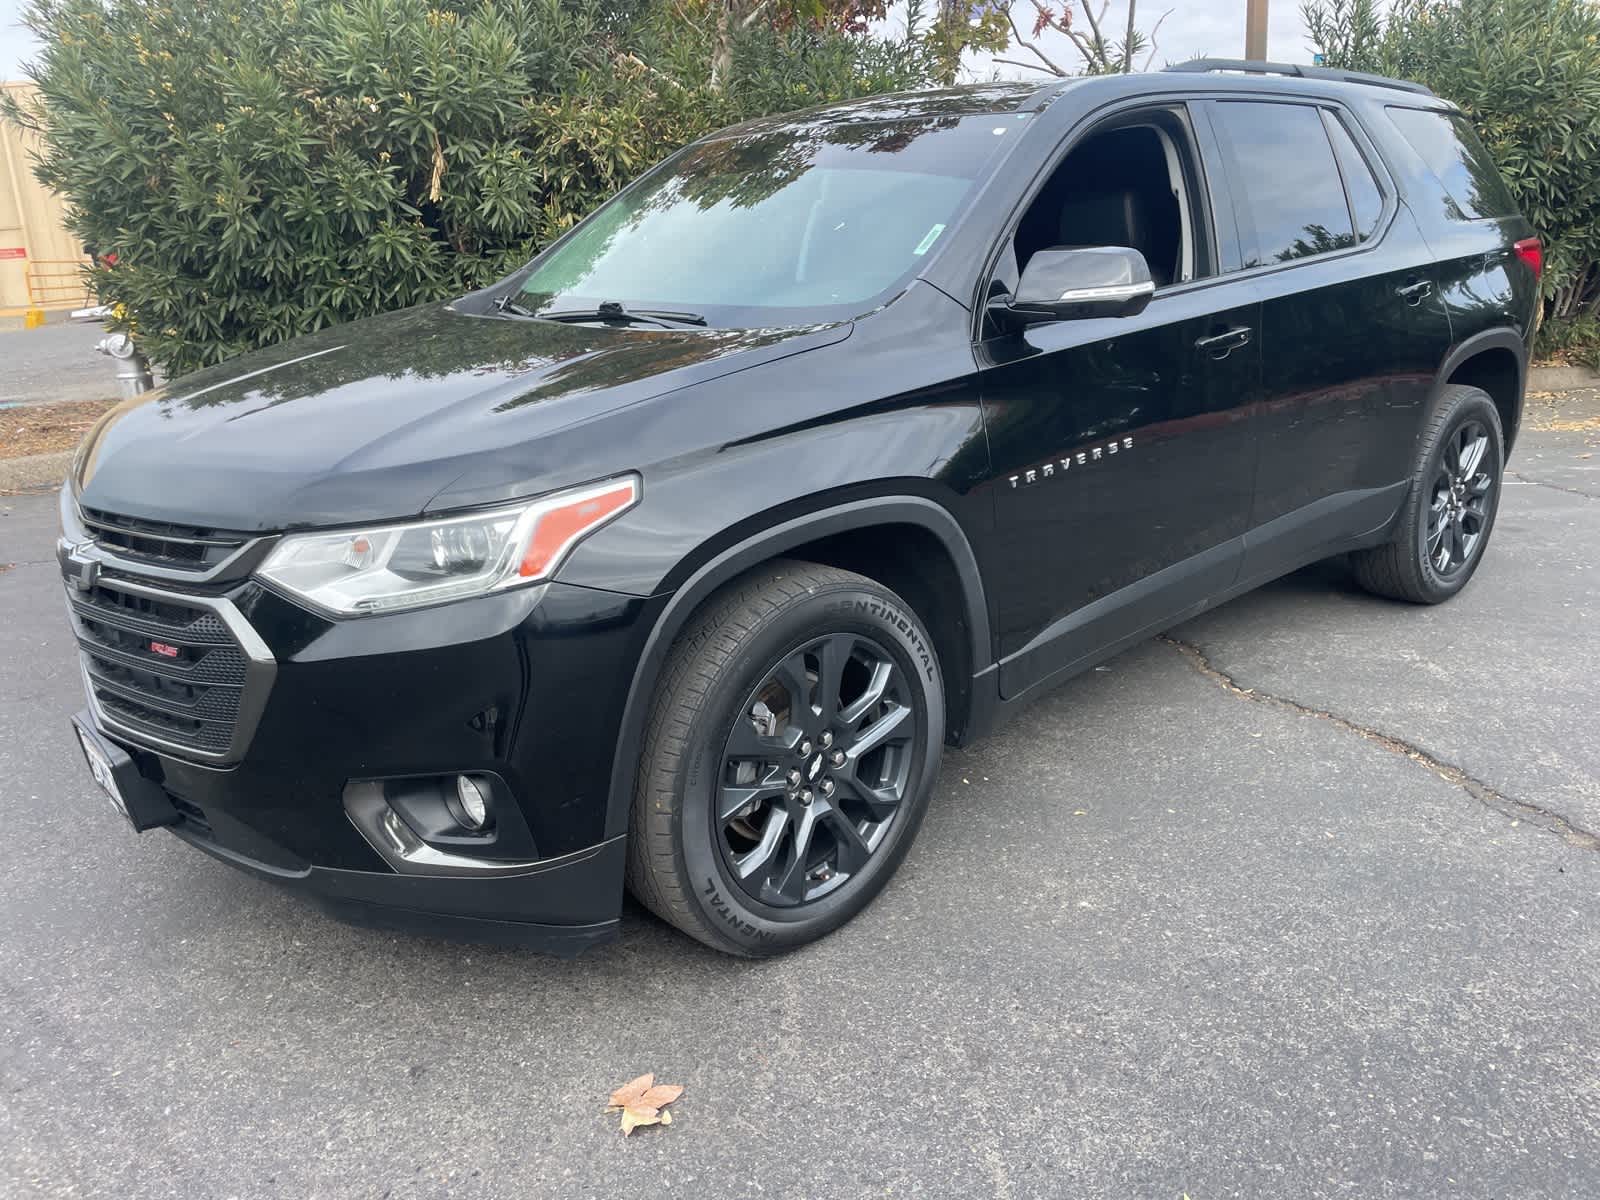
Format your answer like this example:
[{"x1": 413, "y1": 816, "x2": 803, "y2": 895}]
[{"x1": 1202, "y1": 97, "x2": 1454, "y2": 584}]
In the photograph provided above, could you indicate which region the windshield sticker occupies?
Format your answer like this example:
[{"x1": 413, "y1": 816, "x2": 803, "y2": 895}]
[{"x1": 913, "y1": 224, "x2": 946, "y2": 256}]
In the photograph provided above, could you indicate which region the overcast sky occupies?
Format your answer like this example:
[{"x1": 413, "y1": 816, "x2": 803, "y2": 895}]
[
  {"x1": 972, "y1": 2, "x2": 1316, "y2": 77},
  {"x1": 1, "y1": 0, "x2": 1318, "y2": 83},
  {"x1": 2, "y1": 0, "x2": 38, "y2": 81}
]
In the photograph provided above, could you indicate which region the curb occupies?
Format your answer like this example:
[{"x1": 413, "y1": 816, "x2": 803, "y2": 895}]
[
  {"x1": 0, "y1": 451, "x2": 72, "y2": 494},
  {"x1": 0, "y1": 307, "x2": 76, "y2": 333},
  {"x1": 1529, "y1": 363, "x2": 1600, "y2": 391}
]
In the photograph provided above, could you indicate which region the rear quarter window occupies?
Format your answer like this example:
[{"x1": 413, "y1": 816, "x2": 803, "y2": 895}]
[
  {"x1": 1386, "y1": 106, "x2": 1518, "y2": 220},
  {"x1": 1322, "y1": 112, "x2": 1385, "y2": 241}
]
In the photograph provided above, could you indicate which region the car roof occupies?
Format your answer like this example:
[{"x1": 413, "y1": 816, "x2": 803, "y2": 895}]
[
  {"x1": 717, "y1": 66, "x2": 1451, "y2": 142},
  {"x1": 1027, "y1": 65, "x2": 1452, "y2": 112},
  {"x1": 710, "y1": 81, "x2": 1057, "y2": 140}
]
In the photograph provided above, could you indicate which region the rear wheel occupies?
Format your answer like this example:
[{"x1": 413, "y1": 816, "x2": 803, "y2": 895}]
[
  {"x1": 626, "y1": 560, "x2": 944, "y2": 956},
  {"x1": 1352, "y1": 384, "x2": 1504, "y2": 604}
]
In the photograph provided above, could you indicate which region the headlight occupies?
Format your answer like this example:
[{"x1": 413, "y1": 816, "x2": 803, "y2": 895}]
[{"x1": 256, "y1": 475, "x2": 638, "y2": 616}]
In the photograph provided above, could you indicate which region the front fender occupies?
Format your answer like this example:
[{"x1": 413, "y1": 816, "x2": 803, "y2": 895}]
[{"x1": 596, "y1": 495, "x2": 994, "y2": 842}]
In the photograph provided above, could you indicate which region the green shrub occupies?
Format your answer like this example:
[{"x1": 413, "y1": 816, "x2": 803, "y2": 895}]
[
  {"x1": 1536, "y1": 315, "x2": 1600, "y2": 370},
  {"x1": 5, "y1": 0, "x2": 940, "y2": 374},
  {"x1": 1304, "y1": 0, "x2": 1600, "y2": 321}
]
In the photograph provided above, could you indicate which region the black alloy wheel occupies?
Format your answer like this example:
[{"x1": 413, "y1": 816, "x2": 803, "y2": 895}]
[
  {"x1": 1351, "y1": 383, "x2": 1504, "y2": 604},
  {"x1": 1425, "y1": 419, "x2": 1494, "y2": 575},
  {"x1": 717, "y1": 632, "x2": 916, "y2": 908},
  {"x1": 627, "y1": 560, "x2": 945, "y2": 956}
]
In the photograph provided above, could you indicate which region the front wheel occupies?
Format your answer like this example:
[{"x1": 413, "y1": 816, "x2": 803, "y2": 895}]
[
  {"x1": 1352, "y1": 384, "x2": 1505, "y2": 604},
  {"x1": 626, "y1": 561, "x2": 944, "y2": 956}
]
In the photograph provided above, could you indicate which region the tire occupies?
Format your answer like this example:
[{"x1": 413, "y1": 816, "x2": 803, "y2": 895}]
[
  {"x1": 1351, "y1": 384, "x2": 1505, "y2": 604},
  {"x1": 626, "y1": 559, "x2": 945, "y2": 956}
]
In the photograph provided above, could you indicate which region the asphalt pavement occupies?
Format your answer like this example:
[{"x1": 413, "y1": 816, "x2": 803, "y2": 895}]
[
  {"x1": 0, "y1": 321, "x2": 124, "y2": 408},
  {"x1": 1, "y1": 399, "x2": 1596, "y2": 1199}
]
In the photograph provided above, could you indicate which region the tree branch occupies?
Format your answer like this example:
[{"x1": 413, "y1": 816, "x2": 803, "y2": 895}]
[
  {"x1": 1009, "y1": 6, "x2": 1070, "y2": 75},
  {"x1": 994, "y1": 55, "x2": 1062, "y2": 73},
  {"x1": 1025, "y1": 0, "x2": 1097, "y2": 68},
  {"x1": 671, "y1": 0, "x2": 709, "y2": 36},
  {"x1": 1079, "y1": 0, "x2": 1111, "y2": 65},
  {"x1": 620, "y1": 51, "x2": 689, "y2": 88},
  {"x1": 1140, "y1": 6, "x2": 1172, "y2": 69},
  {"x1": 1123, "y1": 0, "x2": 1136, "y2": 72}
]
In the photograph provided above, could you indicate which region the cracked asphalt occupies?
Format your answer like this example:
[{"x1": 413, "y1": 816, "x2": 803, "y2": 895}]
[{"x1": 2, "y1": 394, "x2": 1597, "y2": 1199}]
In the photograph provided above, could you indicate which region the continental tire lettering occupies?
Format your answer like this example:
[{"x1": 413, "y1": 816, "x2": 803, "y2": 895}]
[
  {"x1": 821, "y1": 597, "x2": 936, "y2": 684},
  {"x1": 702, "y1": 878, "x2": 774, "y2": 941}
]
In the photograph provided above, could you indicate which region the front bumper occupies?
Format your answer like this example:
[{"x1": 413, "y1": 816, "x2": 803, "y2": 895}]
[
  {"x1": 75, "y1": 707, "x2": 625, "y2": 953},
  {"x1": 173, "y1": 817, "x2": 628, "y2": 954},
  {"x1": 63, "y1": 530, "x2": 660, "y2": 954}
]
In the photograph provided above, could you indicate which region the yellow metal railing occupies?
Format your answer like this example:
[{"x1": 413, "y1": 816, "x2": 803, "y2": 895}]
[{"x1": 25, "y1": 258, "x2": 93, "y2": 309}]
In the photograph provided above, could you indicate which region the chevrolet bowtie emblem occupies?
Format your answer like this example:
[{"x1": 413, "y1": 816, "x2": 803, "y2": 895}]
[{"x1": 63, "y1": 544, "x2": 100, "y2": 592}]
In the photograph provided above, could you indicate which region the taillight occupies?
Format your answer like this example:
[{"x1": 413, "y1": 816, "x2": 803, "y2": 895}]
[{"x1": 1513, "y1": 237, "x2": 1542, "y2": 278}]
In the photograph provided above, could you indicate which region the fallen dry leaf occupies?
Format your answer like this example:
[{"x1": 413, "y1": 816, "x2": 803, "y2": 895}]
[
  {"x1": 640, "y1": 1083, "x2": 684, "y2": 1108},
  {"x1": 608, "y1": 1073, "x2": 654, "y2": 1108},
  {"x1": 605, "y1": 1073, "x2": 685, "y2": 1136},
  {"x1": 620, "y1": 1104, "x2": 674, "y2": 1136}
]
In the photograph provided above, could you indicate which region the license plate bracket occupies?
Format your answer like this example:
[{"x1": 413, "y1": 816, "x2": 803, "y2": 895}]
[{"x1": 70, "y1": 713, "x2": 179, "y2": 832}]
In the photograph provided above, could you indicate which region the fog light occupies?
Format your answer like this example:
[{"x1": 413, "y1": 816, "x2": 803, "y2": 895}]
[{"x1": 455, "y1": 774, "x2": 491, "y2": 830}]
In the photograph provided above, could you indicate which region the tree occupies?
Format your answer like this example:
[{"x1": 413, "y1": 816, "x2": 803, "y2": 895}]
[
  {"x1": 3, "y1": 0, "x2": 946, "y2": 374},
  {"x1": 721, "y1": 0, "x2": 891, "y2": 85},
  {"x1": 1302, "y1": 0, "x2": 1600, "y2": 321},
  {"x1": 997, "y1": 0, "x2": 1173, "y2": 77},
  {"x1": 1300, "y1": 0, "x2": 1383, "y2": 72}
]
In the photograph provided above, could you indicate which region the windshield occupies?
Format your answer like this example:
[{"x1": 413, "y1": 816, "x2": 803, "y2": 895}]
[{"x1": 515, "y1": 113, "x2": 1028, "y2": 327}]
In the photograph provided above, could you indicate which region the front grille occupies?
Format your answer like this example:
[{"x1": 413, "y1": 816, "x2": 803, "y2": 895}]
[
  {"x1": 68, "y1": 577, "x2": 271, "y2": 762},
  {"x1": 80, "y1": 506, "x2": 251, "y2": 573}
]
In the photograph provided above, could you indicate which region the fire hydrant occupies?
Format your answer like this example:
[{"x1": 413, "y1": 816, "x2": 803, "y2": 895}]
[{"x1": 96, "y1": 332, "x2": 155, "y2": 399}]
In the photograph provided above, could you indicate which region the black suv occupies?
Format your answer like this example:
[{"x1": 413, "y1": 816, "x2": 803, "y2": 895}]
[{"x1": 61, "y1": 61, "x2": 1540, "y2": 956}]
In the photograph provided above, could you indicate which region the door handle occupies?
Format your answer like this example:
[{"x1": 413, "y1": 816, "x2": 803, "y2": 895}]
[
  {"x1": 1396, "y1": 279, "x2": 1434, "y2": 305},
  {"x1": 1195, "y1": 326, "x2": 1252, "y2": 359}
]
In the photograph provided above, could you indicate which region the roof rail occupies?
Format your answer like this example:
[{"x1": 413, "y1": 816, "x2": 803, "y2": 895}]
[{"x1": 1163, "y1": 58, "x2": 1435, "y2": 98}]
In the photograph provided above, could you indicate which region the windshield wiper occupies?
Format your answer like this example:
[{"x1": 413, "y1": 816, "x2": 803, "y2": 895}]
[
  {"x1": 493, "y1": 294, "x2": 536, "y2": 317},
  {"x1": 539, "y1": 301, "x2": 707, "y2": 329}
]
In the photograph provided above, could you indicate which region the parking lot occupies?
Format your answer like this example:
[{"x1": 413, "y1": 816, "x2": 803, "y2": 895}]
[{"x1": 2, "y1": 393, "x2": 1597, "y2": 1199}]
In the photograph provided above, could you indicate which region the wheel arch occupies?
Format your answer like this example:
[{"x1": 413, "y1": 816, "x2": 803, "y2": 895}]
[
  {"x1": 602, "y1": 496, "x2": 992, "y2": 841},
  {"x1": 1434, "y1": 327, "x2": 1528, "y2": 459}
]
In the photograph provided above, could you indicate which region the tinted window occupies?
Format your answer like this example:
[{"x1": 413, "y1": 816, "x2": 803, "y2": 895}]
[
  {"x1": 1015, "y1": 120, "x2": 1205, "y2": 289},
  {"x1": 1386, "y1": 107, "x2": 1517, "y2": 220},
  {"x1": 1214, "y1": 101, "x2": 1356, "y2": 267},
  {"x1": 1323, "y1": 112, "x2": 1384, "y2": 240},
  {"x1": 518, "y1": 114, "x2": 1023, "y2": 327}
]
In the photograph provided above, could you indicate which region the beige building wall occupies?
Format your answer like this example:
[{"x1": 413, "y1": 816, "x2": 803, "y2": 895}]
[{"x1": 1, "y1": 82, "x2": 91, "y2": 313}]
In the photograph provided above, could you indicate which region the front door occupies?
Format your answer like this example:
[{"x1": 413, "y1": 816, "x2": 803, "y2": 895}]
[{"x1": 975, "y1": 106, "x2": 1264, "y2": 701}]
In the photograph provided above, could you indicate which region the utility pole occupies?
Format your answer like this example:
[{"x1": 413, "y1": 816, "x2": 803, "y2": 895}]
[{"x1": 1246, "y1": 0, "x2": 1268, "y2": 59}]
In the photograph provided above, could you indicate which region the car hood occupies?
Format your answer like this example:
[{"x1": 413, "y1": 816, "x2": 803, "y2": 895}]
[{"x1": 74, "y1": 303, "x2": 848, "y2": 531}]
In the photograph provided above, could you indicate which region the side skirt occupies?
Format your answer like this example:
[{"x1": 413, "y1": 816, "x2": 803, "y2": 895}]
[{"x1": 962, "y1": 481, "x2": 1408, "y2": 742}]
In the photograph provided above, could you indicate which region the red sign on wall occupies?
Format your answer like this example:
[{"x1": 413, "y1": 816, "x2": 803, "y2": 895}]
[{"x1": 0, "y1": 247, "x2": 27, "y2": 260}]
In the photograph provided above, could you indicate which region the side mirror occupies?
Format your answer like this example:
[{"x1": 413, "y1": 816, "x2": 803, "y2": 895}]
[{"x1": 993, "y1": 246, "x2": 1155, "y2": 328}]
